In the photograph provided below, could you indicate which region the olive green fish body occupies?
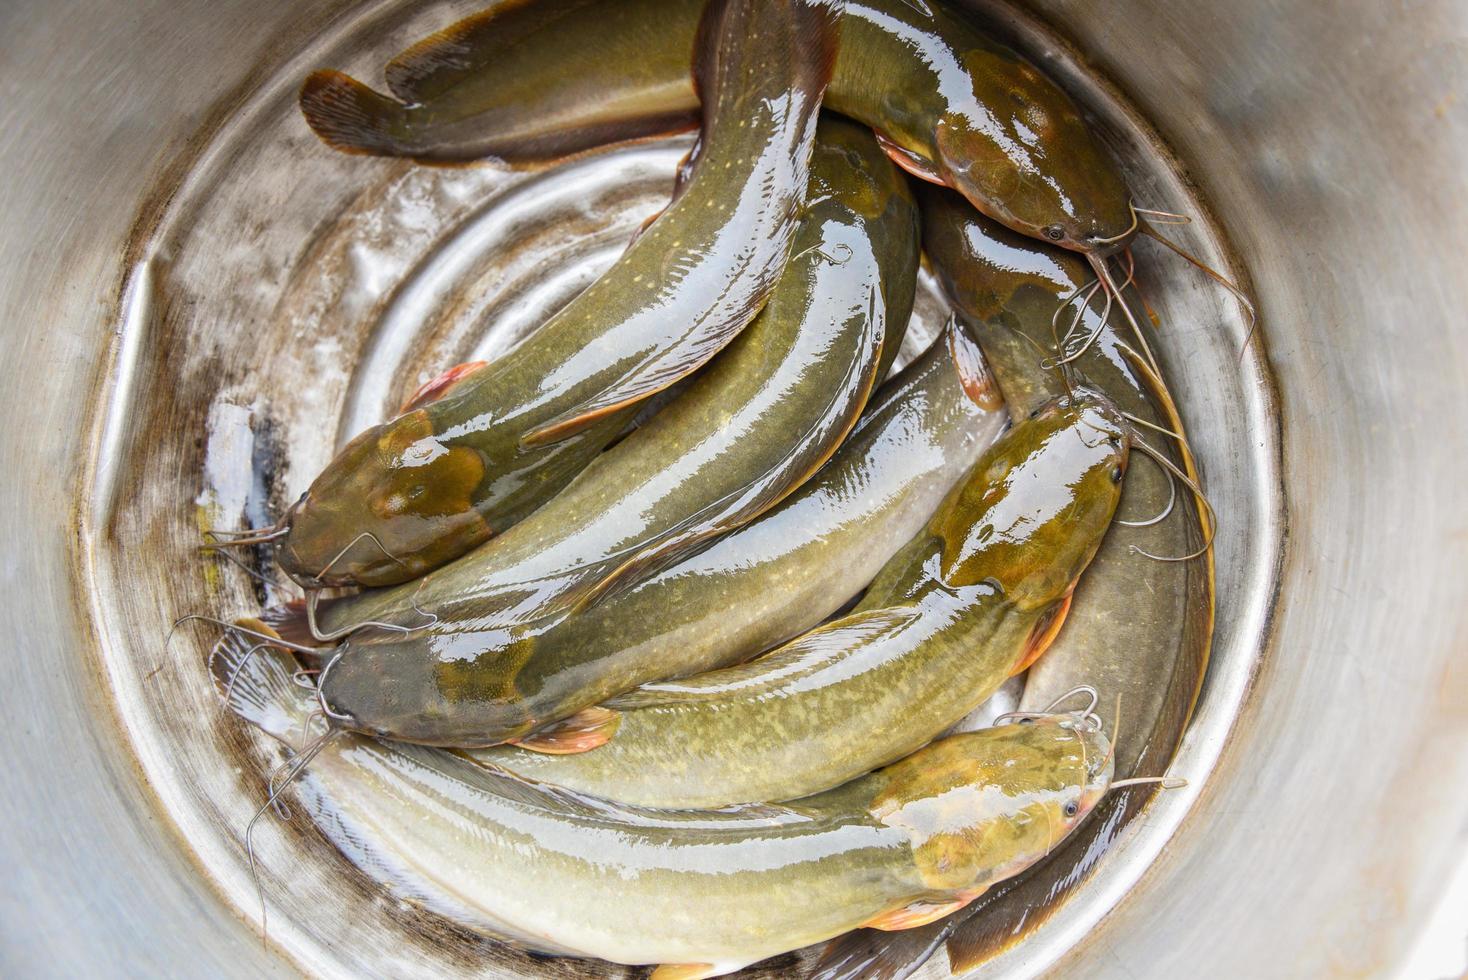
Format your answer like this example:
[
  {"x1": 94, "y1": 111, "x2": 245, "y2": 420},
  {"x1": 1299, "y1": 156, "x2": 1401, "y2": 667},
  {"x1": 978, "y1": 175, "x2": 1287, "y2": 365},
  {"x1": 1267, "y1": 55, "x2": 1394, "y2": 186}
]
[
  {"x1": 921, "y1": 184, "x2": 1208, "y2": 776},
  {"x1": 301, "y1": 0, "x2": 1133, "y2": 253},
  {"x1": 279, "y1": 0, "x2": 839, "y2": 588},
  {"x1": 908, "y1": 184, "x2": 1210, "y2": 974},
  {"x1": 315, "y1": 120, "x2": 911, "y2": 636},
  {"x1": 472, "y1": 392, "x2": 1128, "y2": 806},
  {"x1": 215, "y1": 636, "x2": 1111, "y2": 973},
  {"x1": 481, "y1": 577, "x2": 1032, "y2": 807},
  {"x1": 321, "y1": 323, "x2": 998, "y2": 746}
]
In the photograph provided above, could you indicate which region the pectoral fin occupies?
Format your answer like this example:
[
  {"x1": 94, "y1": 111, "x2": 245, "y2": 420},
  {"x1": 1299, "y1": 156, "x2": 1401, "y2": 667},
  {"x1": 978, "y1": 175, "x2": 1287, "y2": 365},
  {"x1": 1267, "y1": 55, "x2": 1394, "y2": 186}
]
[
  {"x1": 259, "y1": 600, "x2": 328, "y2": 653},
  {"x1": 507, "y1": 706, "x2": 620, "y2": 754},
  {"x1": 398, "y1": 361, "x2": 489, "y2": 414},
  {"x1": 861, "y1": 892, "x2": 981, "y2": 932},
  {"x1": 875, "y1": 131, "x2": 947, "y2": 186},
  {"x1": 946, "y1": 319, "x2": 1003, "y2": 410},
  {"x1": 1012, "y1": 592, "x2": 1073, "y2": 675},
  {"x1": 650, "y1": 964, "x2": 722, "y2": 980}
]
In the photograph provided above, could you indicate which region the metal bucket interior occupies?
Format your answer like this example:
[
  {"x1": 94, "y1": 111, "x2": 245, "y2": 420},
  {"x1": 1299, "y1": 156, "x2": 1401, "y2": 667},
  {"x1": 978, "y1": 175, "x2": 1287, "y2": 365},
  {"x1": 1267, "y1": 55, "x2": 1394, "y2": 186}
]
[{"x1": 0, "y1": 0, "x2": 1463, "y2": 977}]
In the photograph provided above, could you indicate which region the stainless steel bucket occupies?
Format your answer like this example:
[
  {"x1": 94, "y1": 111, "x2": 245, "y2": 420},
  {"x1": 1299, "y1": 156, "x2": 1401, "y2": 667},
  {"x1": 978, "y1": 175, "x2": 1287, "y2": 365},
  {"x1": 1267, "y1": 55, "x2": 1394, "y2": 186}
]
[{"x1": 1, "y1": 0, "x2": 1464, "y2": 977}]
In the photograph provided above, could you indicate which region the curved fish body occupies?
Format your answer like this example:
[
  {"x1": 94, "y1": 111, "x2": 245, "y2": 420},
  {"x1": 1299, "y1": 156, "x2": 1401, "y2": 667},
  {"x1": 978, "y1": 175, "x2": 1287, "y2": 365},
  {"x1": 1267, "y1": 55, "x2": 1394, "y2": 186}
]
[
  {"x1": 317, "y1": 324, "x2": 997, "y2": 746},
  {"x1": 871, "y1": 185, "x2": 1211, "y2": 975},
  {"x1": 276, "y1": 0, "x2": 840, "y2": 588},
  {"x1": 920, "y1": 184, "x2": 1210, "y2": 789},
  {"x1": 215, "y1": 635, "x2": 1114, "y2": 976},
  {"x1": 316, "y1": 118, "x2": 916, "y2": 641},
  {"x1": 301, "y1": 0, "x2": 1132, "y2": 253},
  {"x1": 472, "y1": 390, "x2": 1127, "y2": 807}
]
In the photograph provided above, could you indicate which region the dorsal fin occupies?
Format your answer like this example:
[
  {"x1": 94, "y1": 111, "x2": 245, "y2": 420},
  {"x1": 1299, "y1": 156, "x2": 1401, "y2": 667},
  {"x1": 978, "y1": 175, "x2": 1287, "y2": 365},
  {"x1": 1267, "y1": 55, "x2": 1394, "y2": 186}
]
[{"x1": 384, "y1": 0, "x2": 585, "y2": 105}]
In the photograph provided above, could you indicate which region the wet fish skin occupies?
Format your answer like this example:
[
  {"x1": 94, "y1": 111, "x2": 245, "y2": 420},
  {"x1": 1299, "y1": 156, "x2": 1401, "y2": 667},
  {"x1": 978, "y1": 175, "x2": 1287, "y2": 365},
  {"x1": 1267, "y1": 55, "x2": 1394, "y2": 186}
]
[
  {"x1": 920, "y1": 183, "x2": 1209, "y2": 785},
  {"x1": 214, "y1": 634, "x2": 1113, "y2": 975},
  {"x1": 277, "y1": 0, "x2": 840, "y2": 588},
  {"x1": 299, "y1": 0, "x2": 1132, "y2": 252},
  {"x1": 471, "y1": 389, "x2": 1127, "y2": 807},
  {"x1": 905, "y1": 183, "x2": 1210, "y2": 975},
  {"x1": 316, "y1": 118, "x2": 916, "y2": 633},
  {"x1": 317, "y1": 326, "x2": 996, "y2": 747}
]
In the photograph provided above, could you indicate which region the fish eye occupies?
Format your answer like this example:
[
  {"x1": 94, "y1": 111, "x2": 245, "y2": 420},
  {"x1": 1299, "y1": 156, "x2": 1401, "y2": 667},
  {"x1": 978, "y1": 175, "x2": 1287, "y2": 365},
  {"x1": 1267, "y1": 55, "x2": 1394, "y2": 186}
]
[
  {"x1": 1109, "y1": 465, "x2": 1123, "y2": 484},
  {"x1": 1107, "y1": 434, "x2": 1121, "y2": 447},
  {"x1": 1043, "y1": 224, "x2": 1065, "y2": 242},
  {"x1": 1063, "y1": 800, "x2": 1080, "y2": 817}
]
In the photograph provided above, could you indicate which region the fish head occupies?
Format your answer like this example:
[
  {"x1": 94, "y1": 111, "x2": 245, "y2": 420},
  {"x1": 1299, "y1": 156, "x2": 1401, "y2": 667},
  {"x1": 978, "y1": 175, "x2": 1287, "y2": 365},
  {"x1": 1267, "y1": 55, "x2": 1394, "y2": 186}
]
[
  {"x1": 920, "y1": 184, "x2": 1090, "y2": 325},
  {"x1": 932, "y1": 47, "x2": 1134, "y2": 257},
  {"x1": 870, "y1": 719, "x2": 1114, "y2": 893},
  {"x1": 316, "y1": 627, "x2": 538, "y2": 745},
  {"x1": 278, "y1": 410, "x2": 491, "y2": 588},
  {"x1": 935, "y1": 387, "x2": 1128, "y2": 608}
]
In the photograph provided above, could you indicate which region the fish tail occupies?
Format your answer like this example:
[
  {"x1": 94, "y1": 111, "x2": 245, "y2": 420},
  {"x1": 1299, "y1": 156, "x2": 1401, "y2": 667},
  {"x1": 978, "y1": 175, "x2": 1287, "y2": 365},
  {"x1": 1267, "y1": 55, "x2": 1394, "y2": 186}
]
[
  {"x1": 299, "y1": 70, "x2": 416, "y2": 157},
  {"x1": 209, "y1": 619, "x2": 316, "y2": 746},
  {"x1": 257, "y1": 600, "x2": 328, "y2": 654}
]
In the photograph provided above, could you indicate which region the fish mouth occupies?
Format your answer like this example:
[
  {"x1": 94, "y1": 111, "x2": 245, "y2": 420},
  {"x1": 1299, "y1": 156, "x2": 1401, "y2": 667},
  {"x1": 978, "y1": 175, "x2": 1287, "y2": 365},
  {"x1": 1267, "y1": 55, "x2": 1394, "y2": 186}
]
[
  {"x1": 277, "y1": 537, "x2": 346, "y2": 591},
  {"x1": 1078, "y1": 206, "x2": 1141, "y2": 258}
]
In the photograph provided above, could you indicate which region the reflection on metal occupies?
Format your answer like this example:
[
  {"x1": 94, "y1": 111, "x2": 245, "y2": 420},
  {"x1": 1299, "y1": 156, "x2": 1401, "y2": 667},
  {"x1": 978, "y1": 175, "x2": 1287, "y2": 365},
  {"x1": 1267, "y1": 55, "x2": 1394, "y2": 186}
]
[
  {"x1": 84, "y1": 0, "x2": 1270, "y2": 974},
  {"x1": 91, "y1": 258, "x2": 155, "y2": 531},
  {"x1": 2, "y1": 0, "x2": 1460, "y2": 976}
]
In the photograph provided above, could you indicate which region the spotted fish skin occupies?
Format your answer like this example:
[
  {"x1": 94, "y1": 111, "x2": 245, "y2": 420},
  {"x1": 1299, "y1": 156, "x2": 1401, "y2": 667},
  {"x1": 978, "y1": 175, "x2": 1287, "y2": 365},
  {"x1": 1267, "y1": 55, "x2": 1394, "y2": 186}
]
[
  {"x1": 278, "y1": 0, "x2": 842, "y2": 589},
  {"x1": 472, "y1": 389, "x2": 1128, "y2": 807},
  {"x1": 213, "y1": 632, "x2": 1112, "y2": 976}
]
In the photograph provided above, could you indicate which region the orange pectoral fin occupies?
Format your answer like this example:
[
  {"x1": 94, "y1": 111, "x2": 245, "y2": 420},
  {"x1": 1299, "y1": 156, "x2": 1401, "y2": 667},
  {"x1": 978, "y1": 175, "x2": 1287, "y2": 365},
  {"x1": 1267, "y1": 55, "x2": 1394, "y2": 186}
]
[
  {"x1": 507, "y1": 706, "x2": 620, "y2": 754},
  {"x1": 399, "y1": 361, "x2": 490, "y2": 414},
  {"x1": 946, "y1": 319, "x2": 1003, "y2": 410},
  {"x1": 650, "y1": 964, "x2": 721, "y2": 980},
  {"x1": 861, "y1": 891, "x2": 982, "y2": 932},
  {"x1": 1012, "y1": 592, "x2": 1074, "y2": 675},
  {"x1": 875, "y1": 131, "x2": 948, "y2": 186}
]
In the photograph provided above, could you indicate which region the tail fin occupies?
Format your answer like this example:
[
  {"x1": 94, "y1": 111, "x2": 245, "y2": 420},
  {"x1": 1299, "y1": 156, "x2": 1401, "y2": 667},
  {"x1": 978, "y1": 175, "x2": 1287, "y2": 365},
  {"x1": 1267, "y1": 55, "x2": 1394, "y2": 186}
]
[
  {"x1": 257, "y1": 599, "x2": 330, "y2": 655},
  {"x1": 299, "y1": 70, "x2": 414, "y2": 157},
  {"x1": 209, "y1": 619, "x2": 315, "y2": 746}
]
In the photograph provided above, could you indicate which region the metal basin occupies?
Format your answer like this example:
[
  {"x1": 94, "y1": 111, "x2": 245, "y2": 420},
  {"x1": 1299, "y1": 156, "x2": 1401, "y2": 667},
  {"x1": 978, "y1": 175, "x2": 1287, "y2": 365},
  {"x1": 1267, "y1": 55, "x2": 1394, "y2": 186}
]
[{"x1": 0, "y1": 0, "x2": 1463, "y2": 977}]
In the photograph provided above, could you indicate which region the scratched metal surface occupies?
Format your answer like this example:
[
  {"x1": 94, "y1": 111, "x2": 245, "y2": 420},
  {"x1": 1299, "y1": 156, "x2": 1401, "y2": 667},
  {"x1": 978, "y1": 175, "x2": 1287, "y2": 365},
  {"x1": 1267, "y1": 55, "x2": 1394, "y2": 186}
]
[
  {"x1": 1003, "y1": 0, "x2": 1468, "y2": 977},
  {"x1": 0, "y1": 0, "x2": 1457, "y2": 978}
]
